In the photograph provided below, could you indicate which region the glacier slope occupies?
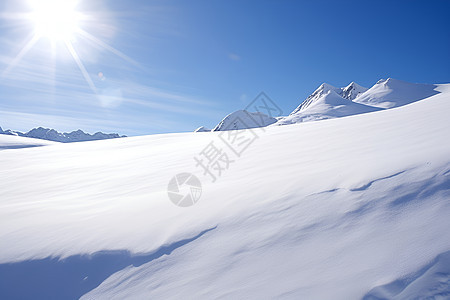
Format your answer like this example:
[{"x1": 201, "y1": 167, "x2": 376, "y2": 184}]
[{"x1": 0, "y1": 84, "x2": 449, "y2": 299}]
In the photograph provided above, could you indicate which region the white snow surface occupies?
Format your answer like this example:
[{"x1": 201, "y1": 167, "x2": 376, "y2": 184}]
[
  {"x1": 353, "y1": 78, "x2": 439, "y2": 109},
  {"x1": 0, "y1": 134, "x2": 57, "y2": 150},
  {"x1": 0, "y1": 84, "x2": 449, "y2": 299}
]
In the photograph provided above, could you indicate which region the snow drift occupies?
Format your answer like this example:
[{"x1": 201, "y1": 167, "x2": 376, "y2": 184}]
[{"x1": 0, "y1": 134, "x2": 57, "y2": 150}]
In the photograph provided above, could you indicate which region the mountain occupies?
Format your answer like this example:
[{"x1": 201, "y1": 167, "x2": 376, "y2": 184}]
[
  {"x1": 276, "y1": 83, "x2": 381, "y2": 125},
  {"x1": 194, "y1": 126, "x2": 210, "y2": 132},
  {"x1": 0, "y1": 126, "x2": 23, "y2": 136},
  {"x1": 340, "y1": 81, "x2": 368, "y2": 100},
  {"x1": 352, "y1": 78, "x2": 438, "y2": 108},
  {"x1": 290, "y1": 82, "x2": 368, "y2": 115},
  {"x1": 0, "y1": 126, "x2": 126, "y2": 143},
  {"x1": 211, "y1": 110, "x2": 277, "y2": 131},
  {"x1": 201, "y1": 79, "x2": 440, "y2": 130},
  {"x1": 0, "y1": 82, "x2": 449, "y2": 299}
]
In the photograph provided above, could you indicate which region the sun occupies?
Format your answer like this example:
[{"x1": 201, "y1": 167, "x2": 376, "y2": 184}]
[
  {"x1": 2, "y1": 0, "x2": 138, "y2": 95},
  {"x1": 29, "y1": 0, "x2": 81, "y2": 41}
]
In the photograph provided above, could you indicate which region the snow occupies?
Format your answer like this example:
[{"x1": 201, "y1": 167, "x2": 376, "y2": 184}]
[
  {"x1": 276, "y1": 87, "x2": 381, "y2": 125},
  {"x1": 288, "y1": 81, "x2": 369, "y2": 116},
  {"x1": 0, "y1": 82, "x2": 449, "y2": 299},
  {"x1": 289, "y1": 82, "x2": 341, "y2": 114},
  {"x1": 0, "y1": 134, "x2": 57, "y2": 150},
  {"x1": 199, "y1": 78, "x2": 436, "y2": 130},
  {"x1": 353, "y1": 78, "x2": 439, "y2": 108},
  {"x1": 194, "y1": 126, "x2": 210, "y2": 132},
  {"x1": 341, "y1": 81, "x2": 368, "y2": 100},
  {"x1": 212, "y1": 109, "x2": 277, "y2": 131},
  {"x1": 363, "y1": 250, "x2": 450, "y2": 299}
]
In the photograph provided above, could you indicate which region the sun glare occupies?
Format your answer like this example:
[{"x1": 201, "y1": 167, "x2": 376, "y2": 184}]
[
  {"x1": 2, "y1": 0, "x2": 138, "y2": 95},
  {"x1": 29, "y1": 0, "x2": 80, "y2": 41}
]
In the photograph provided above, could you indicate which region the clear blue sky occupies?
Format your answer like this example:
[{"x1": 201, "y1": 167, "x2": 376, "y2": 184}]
[{"x1": 0, "y1": 0, "x2": 449, "y2": 136}]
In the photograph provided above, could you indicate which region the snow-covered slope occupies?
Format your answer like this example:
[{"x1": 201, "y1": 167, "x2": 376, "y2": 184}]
[
  {"x1": 363, "y1": 250, "x2": 450, "y2": 299},
  {"x1": 277, "y1": 84, "x2": 381, "y2": 125},
  {"x1": 0, "y1": 126, "x2": 125, "y2": 143},
  {"x1": 0, "y1": 84, "x2": 449, "y2": 299},
  {"x1": 212, "y1": 109, "x2": 277, "y2": 131},
  {"x1": 353, "y1": 78, "x2": 439, "y2": 108},
  {"x1": 0, "y1": 133, "x2": 57, "y2": 150}
]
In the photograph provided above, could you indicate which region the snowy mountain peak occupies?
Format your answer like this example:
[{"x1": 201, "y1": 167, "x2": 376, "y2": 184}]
[
  {"x1": 290, "y1": 83, "x2": 340, "y2": 115},
  {"x1": 318, "y1": 82, "x2": 338, "y2": 92},
  {"x1": 212, "y1": 110, "x2": 277, "y2": 131},
  {"x1": 194, "y1": 126, "x2": 210, "y2": 132},
  {"x1": 277, "y1": 88, "x2": 381, "y2": 126},
  {"x1": 198, "y1": 78, "x2": 440, "y2": 131},
  {"x1": 375, "y1": 77, "x2": 400, "y2": 86},
  {"x1": 341, "y1": 82, "x2": 368, "y2": 100}
]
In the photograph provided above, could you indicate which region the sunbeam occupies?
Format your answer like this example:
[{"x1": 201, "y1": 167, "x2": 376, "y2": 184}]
[
  {"x1": 2, "y1": 34, "x2": 40, "y2": 77},
  {"x1": 78, "y1": 29, "x2": 141, "y2": 68},
  {"x1": 65, "y1": 40, "x2": 97, "y2": 94}
]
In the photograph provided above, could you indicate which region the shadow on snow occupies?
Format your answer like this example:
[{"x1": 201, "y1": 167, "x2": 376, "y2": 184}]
[{"x1": 0, "y1": 226, "x2": 216, "y2": 300}]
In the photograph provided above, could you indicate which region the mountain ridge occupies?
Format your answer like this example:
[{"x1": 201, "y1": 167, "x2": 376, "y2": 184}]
[
  {"x1": 198, "y1": 78, "x2": 442, "y2": 132},
  {"x1": 0, "y1": 126, "x2": 126, "y2": 143}
]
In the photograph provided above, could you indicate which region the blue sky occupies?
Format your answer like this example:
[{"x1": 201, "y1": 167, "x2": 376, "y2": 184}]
[{"x1": 0, "y1": 0, "x2": 449, "y2": 136}]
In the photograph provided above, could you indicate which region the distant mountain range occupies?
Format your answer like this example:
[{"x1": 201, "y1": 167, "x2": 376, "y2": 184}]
[
  {"x1": 0, "y1": 126, "x2": 126, "y2": 143},
  {"x1": 197, "y1": 78, "x2": 439, "y2": 131}
]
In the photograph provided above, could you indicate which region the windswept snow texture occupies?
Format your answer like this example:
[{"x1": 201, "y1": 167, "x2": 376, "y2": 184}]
[
  {"x1": 0, "y1": 126, "x2": 125, "y2": 143},
  {"x1": 0, "y1": 83, "x2": 449, "y2": 299},
  {"x1": 0, "y1": 134, "x2": 56, "y2": 150},
  {"x1": 212, "y1": 109, "x2": 277, "y2": 131},
  {"x1": 363, "y1": 250, "x2": 450, "y2": 300}
]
